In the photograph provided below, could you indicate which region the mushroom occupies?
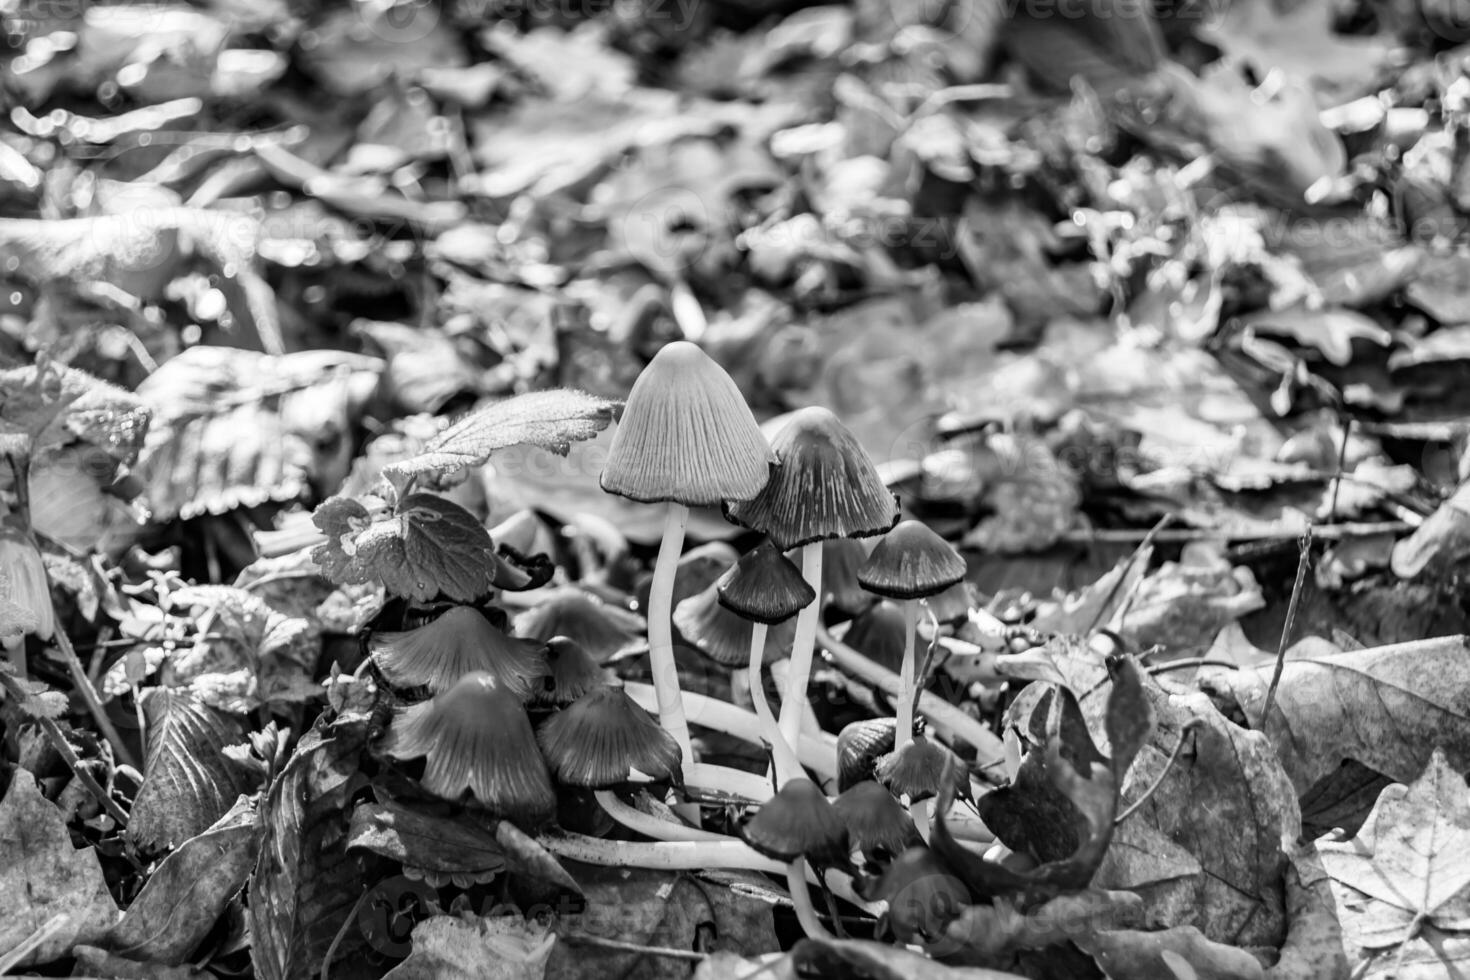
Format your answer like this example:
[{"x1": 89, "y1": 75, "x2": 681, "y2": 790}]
[
  {"x1": 856, "y1": 520, "x2": 966, "y2": 756},
  {"x1": 371, "y1": 605, "x2": 546, "y2": 700},
  {"x1": 673, "y1": 578, "x2": 796, "y2": 672},
  {"x1": 875, "y1": 732, "x2": 971, "y2": 841},
  {"x1": 714, "y1": 540, "x2": 815, "y2": 786},
  {"x1": 514, "y1": 588, "x2": 643, "y2": 664},
  {"x1": 739, "y1": 778, "x2": 850, "y2": 939},
  {"x1": 862, "y1": 845, "x2": 971, "y2": 948},
  {"x1": 600, "y1": 341, "x2": 775, "y2": 764},
  {"x1": 833, "y1": 781, "x2": 921, "y2": 870},
  {"x1": 381, "y1": 671, "x2": 556, "y2": 828},
  {"x1": 726, "y1": 407, "x2": 897, "y2": 784},
  {"x1": 840, "y1": 600, "x2": 913, "y2": 674},
  {"x1": 536, "y1": 681, "x2": 682, "y2": 789},
  {"x1": 528, "y1": 636, "x2": 607, "y2": 708},
  {"x1": 835, "y1": 716, "x2": 897, "y2": 792},
  {"x1": 821, "y1": 537, "x2": 875, "y2": 617}
]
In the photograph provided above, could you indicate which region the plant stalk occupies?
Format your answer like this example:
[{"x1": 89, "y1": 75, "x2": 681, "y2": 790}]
[{"x1": 749, "y1": 623, "x2": 802, "y2": 787}]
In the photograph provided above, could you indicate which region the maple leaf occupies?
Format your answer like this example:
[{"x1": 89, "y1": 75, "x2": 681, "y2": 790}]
[{"x1": 1320, "y1": 748, "x2": 1470, "y2": 975}]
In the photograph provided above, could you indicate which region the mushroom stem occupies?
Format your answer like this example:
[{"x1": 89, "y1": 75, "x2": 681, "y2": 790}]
[
  {"x1": 816, "y1": 626, "x2": 1005, "y2": 764},
  {"x1": 895, "y1": 600, "x2": 918, "y2": 753},
  {"x1": 622, "y1": 682, "x2": 837, "y2": 782},
  {"x1": 787, "y1": 858, "x2": 833, "y2": 940},
  {"x1": 649, "y1": 503, "x2": 695, "y2": 763},
  {"x1": 539, "y1": 832, "x2": 881, "y2": 915},
  {"x1": 593, "y1": 790, "x2": 725, "y2": 843},
  {"x1": 749, "y1": 623, "x2": 802, "y2": 787},
  {"x1": 776, "y1": 543, "x2": 823, "y2": 785},
  {"x1": 910, "y1": 798, "x2": 932, "y2": 844}
]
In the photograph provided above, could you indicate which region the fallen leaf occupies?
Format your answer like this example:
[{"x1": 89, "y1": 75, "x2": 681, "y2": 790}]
[
  {"x1": 1080, "y1": 924, "x2": 1268, "y2": 979},
  {"x1": 0, "y1": 771, "x2": 119, "y2": 967},
  {"x1": 383, "y1": 914, "x2": 555, "y2": 980},
  {"x1": 347, "y1": 799, "x2": 506, "y2": 887},
  {"x1": 1239, "y1": 307, "x2": 1392, "y2": 367},
  {"x1": 790, "y1": 936, "x2": 1029, "y2": 978},
  {"x1": 107, "y1": 795, "x2": 258, "y2": 964},
  {"x1": 1199, "y1": 635, "x2": 1470, "y2": 796},
  {"x1": 126, "y1": 688, "x2": 261, "y2": 853},
  {"x1": 1320, "y1": 748, "x2": 1470, "y2": 975}
]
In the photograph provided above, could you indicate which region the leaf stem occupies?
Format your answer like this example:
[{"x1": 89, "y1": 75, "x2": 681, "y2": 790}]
[{"x1": 1114, "y1": 719, "x2": 1203, "y2": 826}]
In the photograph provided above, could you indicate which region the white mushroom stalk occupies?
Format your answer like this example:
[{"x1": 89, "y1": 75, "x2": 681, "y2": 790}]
[
  {"x1": 748, "y1": 622, "x2": 803, "y2": 787},
  {"x1": 778, "y1": 544, "x2": 823, "y2": 778},
  {"x1": 648, "y1": 503, "x2": 694, "y2": 760}
]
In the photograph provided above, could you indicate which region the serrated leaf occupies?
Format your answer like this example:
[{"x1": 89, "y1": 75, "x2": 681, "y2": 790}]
[
  {"x1": 0, "y1": 358, "x2": 149, "y2": 466},
  {"x1": 251, "y1": 703, "x2": 376, "y2": 980},
  {"x1": 127, "y1": 689, "x2": 262, "y2": 853},
  {"x1": 311, "y1": 493, "x2": 498, "y2": 601},
  {"x1": 382, "y1": 389, "x2": 617, "y2": 487}
]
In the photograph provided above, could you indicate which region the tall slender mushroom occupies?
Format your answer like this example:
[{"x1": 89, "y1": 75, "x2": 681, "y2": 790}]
[
  {"x1": 714, "y1": 540, "x2": 815, "y2": 786},
  {"x1": 856, "y1": 520, "x2": 966, "y2": 756},
  {"x1": 726, "y1": 407, "x2": 897, "y2": 783},
  {"x1": 601, "y1": 341, "x2": 775, "y2": 764}
]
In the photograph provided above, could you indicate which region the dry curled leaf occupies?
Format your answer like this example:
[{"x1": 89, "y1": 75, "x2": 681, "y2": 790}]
[{"x1": 383, "y1": 915, "x2": 555, "y2": 980}]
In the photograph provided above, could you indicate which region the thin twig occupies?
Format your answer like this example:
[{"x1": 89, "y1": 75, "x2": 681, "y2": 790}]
[
  {"x1": 559, "y1": 932, "x2": 707, "y2": 962},
  {"x1": 1146, "y1": 658, "x2": 1241, "y2": 675},
  {"x1": 0, "y1": 913, "x2": 69, "y2": 973},
  {"x1": 1088, "y1": 513, "x2": 1172, "y2": 635},
  {"x1": 321, "y1": 889, "x2": 372, "y2": 980},
  {"x1": 0, "y1": 672, "x2": 130, "y2": 827},
  {"x1": 1115, "y1": 719, "x2": 1204, "y2": 825},
  {"x1": 1327, "y1": 415, "x2": 1352, "y2": 521},
  {"x1": 1261, "y1": 527, "x2": 1313, "y2": 726}
]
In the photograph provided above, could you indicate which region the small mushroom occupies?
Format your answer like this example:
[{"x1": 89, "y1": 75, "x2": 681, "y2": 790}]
[
  {"x1": 739, "y1": 778, "x2": 850, "y2": 939},
  {"x1": 536, "y1": 680, "x2": 682, "y2": 789},
  {"x1": 528, "y1": 636, "x2": 607, "y2": 708},
  {"x1": 833, "y1": 781, "x2": 921, "y2": 870},
  {"x1": 857, "y1": 520, "x2": 966, "y2": 756},
  {"x1": 863, "y1": 845, "x2": 971, "y2": 948},
  {"x1": 673, "y1": 579, "x2": 796, "y2": 670},
  {"x1": 821, "y1": 537, "x2": 875, "y2": 617},
  {"x1": 514, "y1": 588, "x2": 643, "y2": 664},
  {"x1": 371, "y1": 605, "x2": 546, "y2": 699},
  {"x1": 600, "y1": 341, "x2": 775, "y2": 764},
  {"x1": 381, "y1": 671, "x2": 556, "y2": 828},
  {"x1": 840, "y1": 600, "x2": 913, "y2": 674},
  {"x1": 835, "y1": 716, "x2": 898, "y2": 792},
  {"x1": 726, "y1": 407, "x2": 898, "y2": 784},
  {"x1": 714, "y1": 540, "x2": 815, "y2": 785},
  {"x1": 875, "y1": 733, "x2": 971, "y2": 840}
]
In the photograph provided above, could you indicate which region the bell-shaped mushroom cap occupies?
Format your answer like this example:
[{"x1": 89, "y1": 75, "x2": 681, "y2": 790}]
[
  {"x1": 840, "y1": 601, "x2": 911, "y2": 674},
  {"x1": 875, "y1": 735, "x2": 971, "y2": 804},
  {"x1": 833, "y1": 781, "x2": 922, "y2": 864},
  {"x1": 716, "y1": 541, "x2": 815, "y2": 625},
  {"x1": 515, "y1": 588, "x2": 643, "y2": 664},
  {"x1": 674, "y1": 581, "x2": 796, "y2": 667},
  {"x1": 600, "y1": 341, "x2": 775, "y2": 506},
  {"x1": 863, "y1": 846, "x2": 971, "y2": 946},
  {"x1": 371, "y1": 606, "x2": 546, "y2": 700},
  {"x1": 739, "y1": 778, "x2": 849, "y2": 868},
  {"x1": 726, "y1": 407, "x2": 898, "y2": 550},
  {"x1": 822, "y1": 537, "x2": 875, "y2": 616},
  {"x1": 529, "y1": 636, "x2": 606, "y2": 707},
  {"x1": 382, "y1": 671, "x2": 556, "y2": 827},
  {"x1": 836, "y1": 717, "x2": 897, "y2": 791},
  {"x1": 857, "y1": 520, "x2": 966, "y2": 600},
  {"x1": 536, "y1": 682, "x2": 682, "y2": 788}
]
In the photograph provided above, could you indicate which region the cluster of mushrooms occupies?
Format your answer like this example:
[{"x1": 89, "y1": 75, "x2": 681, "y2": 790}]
[{"x1": 371, "y1": 341, "x2": 993, "y2": 940}]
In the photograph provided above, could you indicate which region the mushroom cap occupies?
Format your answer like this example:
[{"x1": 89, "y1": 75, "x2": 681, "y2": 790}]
[
  {"x1": 600, "y1": 341, "x2": 775, "y2": 506},
  {"x1": 382, "y1": 671, "x2": 556, "y2": 827},
  {"x1": 716, "y1": 540, "x2": 815, "y2": 625},
  {"x1": 857, "y1": 520, "x2": 966, "y2": 600},
  {"x1": 739, "y1": 778, "x2": 849, "y2": 867},
  {"x1": 865, "y1": 846, "x2": 971, "y2": 946},
  {"x1": 833, "y1": 781, "x2": 922, "y2": 864},
  {"x1": 875, "y1": 735, "x2": 971, "y2": 804},
  {"x1": 841, "y1": 601, "x2": 911, "y2": 674},
  {"x1": 371, "y1": 606, "x2": 547, "y2": 699},
  {"x1": 924, "y1": 579, "x2": 974, "y2": 625},
  {"x1": 725, "y1": 407, "x2": 898, "y2": 550},
  {"x1": 536, "y1": 683, "x2": 682, "y2": 788},
  {"x1": 515, "y1": 588, "x2": 644, "y2": 664},
  {"x1": 674, "y1": 580, "x2": 795, "y2": 667},
  {"x1": 836, "y1": 717, "x2": 897, "y2": 792},
  {"x1": 529, "y1": 636, "x2": 607, "y2": 707},
  {"x1": 822, "y1": 537, "x2": 876, "y2": 616}
]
